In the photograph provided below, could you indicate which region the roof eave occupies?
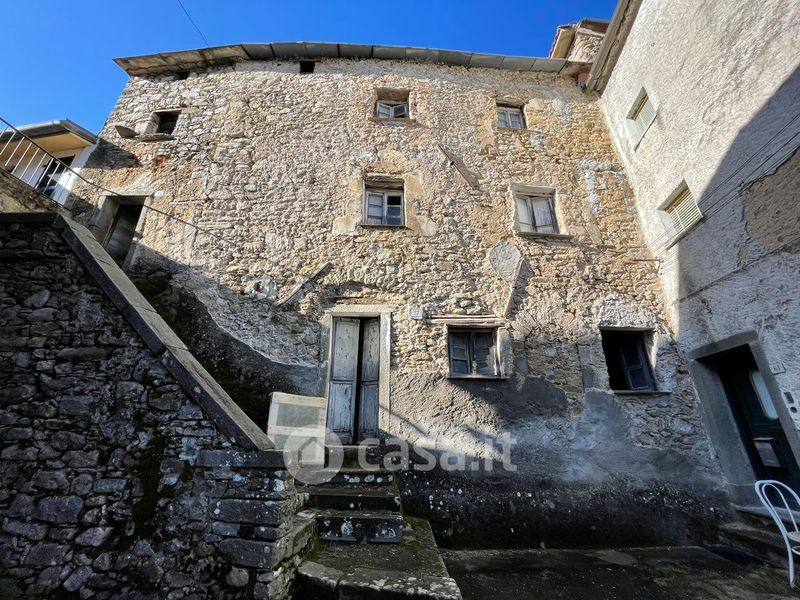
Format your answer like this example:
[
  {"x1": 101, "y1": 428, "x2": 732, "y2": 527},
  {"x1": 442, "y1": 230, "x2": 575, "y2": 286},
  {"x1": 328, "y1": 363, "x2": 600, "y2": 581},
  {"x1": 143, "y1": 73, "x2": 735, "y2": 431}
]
[{"x1": 114, "y1": 42, "x2": 589, "y2": 77}]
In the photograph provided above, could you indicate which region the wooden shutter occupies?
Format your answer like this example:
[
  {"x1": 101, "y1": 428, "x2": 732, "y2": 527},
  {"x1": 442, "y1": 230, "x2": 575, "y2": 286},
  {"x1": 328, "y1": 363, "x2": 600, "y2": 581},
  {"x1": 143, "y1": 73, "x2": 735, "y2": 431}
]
[
  {"x1": 666, "y1": 187, "x2": 702, "y2": 238},
  {"x1": 267, "y1": 392, "x2": 327, "y2": 465},
  {"x1": 471, "y1": 331, "x2": 496, "y2": 376},
  {"x1": 618, "y1": 337, "x2": 654, "y2": 390},
  {"x1": 327, "y1": 318, "x2": 360, "y2": 443},
  {"x1": 530, "y1": 196, "x2": 557, "y2": 233},
  {"x1": 358, "y1": 318, "x2": 381, "y2": 438},
  {"x1": 636, "y1": 97, "x2": 656, "y2": 130},
  {"x1": 515, "y1": 195, "x2": 534, "y2": 232},
  {"x1": 448, "y1": 332, "x2": 471, "y2": 375}
]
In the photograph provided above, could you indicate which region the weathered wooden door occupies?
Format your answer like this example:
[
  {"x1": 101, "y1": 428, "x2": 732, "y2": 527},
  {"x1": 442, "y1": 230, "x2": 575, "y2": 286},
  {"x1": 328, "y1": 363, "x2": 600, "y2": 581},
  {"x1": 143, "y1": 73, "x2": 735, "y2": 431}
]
[
  {"x1": 358, "y1": 318, "x2": 380, "y2": 440},
  {"x1": 327, "y1": 317, "x2": 381, "y2": 444},
  {"x1": 327, "y1": 318, "x2": 360, "y2": 443}
]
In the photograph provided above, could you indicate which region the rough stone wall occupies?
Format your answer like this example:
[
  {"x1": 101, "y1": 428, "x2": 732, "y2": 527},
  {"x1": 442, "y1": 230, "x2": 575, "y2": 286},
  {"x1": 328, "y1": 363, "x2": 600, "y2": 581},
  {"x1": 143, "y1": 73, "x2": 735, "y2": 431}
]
[
  {"x1": 598, "y1": 0, "x2": 800, "y2": 393},
  {"x1": 0, "y1": 219, "x2": 306, "y2": 598},
  {"x1": 0, "y1": 170, "x2": 54, "y2": 213},
  {"x1": 71, "y1": 57, "x2": 729, "y2": 545}
]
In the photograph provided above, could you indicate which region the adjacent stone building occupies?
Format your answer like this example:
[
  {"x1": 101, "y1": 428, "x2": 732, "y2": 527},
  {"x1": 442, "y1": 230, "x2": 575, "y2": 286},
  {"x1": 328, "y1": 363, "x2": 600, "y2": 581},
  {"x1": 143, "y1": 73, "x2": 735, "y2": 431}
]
[
  {"x1": 587, "y1": 0, "x2": 800, "y2": 510},
  {"x1": 62, "y1": 40, "x2": 729, "y2": 547}
]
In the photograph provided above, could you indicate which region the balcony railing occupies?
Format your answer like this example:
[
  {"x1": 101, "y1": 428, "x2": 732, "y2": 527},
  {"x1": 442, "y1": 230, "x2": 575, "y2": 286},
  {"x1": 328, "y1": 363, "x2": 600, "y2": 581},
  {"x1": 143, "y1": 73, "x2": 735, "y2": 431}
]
[{"x1": 0, "y1": 116, "x2": 93, "y2": 206}]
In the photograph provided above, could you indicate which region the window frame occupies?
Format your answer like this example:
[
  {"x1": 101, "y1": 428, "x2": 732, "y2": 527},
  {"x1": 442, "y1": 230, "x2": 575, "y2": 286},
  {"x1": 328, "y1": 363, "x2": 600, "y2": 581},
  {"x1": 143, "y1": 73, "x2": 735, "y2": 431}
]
[
  {"x1": 375, "y1": 100, "x2": 409, "y2": 119},
  {"x1": 600, "y1": 329, "x2": 657, "y2": 392},
  {"x1": 363, "y1": 186, "x2": 405, "y2": 227},
  {"x1": 447, "y1": 328, "x2": 500, "y2": 379},
  {"x1": 497, "y1": 105, "x2": 525, "y2": 129},
  {"x1": 514, "y1": 191, "x2": 560, "y2": 235},
  {"x1": 660, "y1": 183, "x2": 703, "y2": 248},
  {"x1": 626, "y1": 88, "x2": 657, "y2": 148}
]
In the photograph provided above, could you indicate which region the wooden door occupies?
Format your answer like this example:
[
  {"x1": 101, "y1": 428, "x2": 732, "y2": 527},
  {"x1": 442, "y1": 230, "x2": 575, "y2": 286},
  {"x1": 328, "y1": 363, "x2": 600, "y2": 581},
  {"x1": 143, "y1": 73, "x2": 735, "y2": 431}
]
[
  {"x1": 327, "y1": 318, "x2": 360, "y2": 444},
  {"x1": 358, "y1": 318, "x2": 380, "y2": 440}
]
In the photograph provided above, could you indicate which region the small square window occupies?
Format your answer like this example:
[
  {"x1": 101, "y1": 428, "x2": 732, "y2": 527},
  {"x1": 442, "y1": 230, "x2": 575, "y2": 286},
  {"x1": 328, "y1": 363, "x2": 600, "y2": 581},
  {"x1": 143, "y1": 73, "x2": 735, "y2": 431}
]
[
  {"x1": 661, "y1": 183, "x2": 702, "y2": 243},
  {"x1": 364, "y1": 185, "x2": 404, "y2": 226},
  {"x1": 515, "y1": 191, "x2": 559, "y2": 234},
  {"x1": 153, "y1": 110, "x2": 180, "y2": 135},
  {"x1": 627, "y1": 89, "x2": 656, "y2": 146},
  {"x1": 601, "y1": 330, "x2": 656, "y2": 391},
  {"x1": 497, "y1": 106, "x2": 525, "y2": 129},
  {"x1": 374, "y1": 89, "x2": 410, "y2": 119},
  {"x1": 299, "y1": 60, "x2": 315, "y2": 74},
  {"x1": 448, "y1": 329, "x2": 498, "y2": 377}
]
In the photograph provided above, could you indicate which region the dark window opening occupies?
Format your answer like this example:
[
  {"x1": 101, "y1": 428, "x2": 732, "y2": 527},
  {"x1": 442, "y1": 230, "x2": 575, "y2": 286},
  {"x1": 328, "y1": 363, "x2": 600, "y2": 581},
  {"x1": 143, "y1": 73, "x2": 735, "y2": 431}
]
[
  {"x1": 154, "y1": 111, "x2": 180, "y2": 135},
  {"x1": 104, "y1": 204, "x2": 144, "y2": 265},
  {"x1": 299, "y1": 60, "x2": 315, "y2": 74},
  {"x1": 448, "y1": 329, "x2": 498, "y2": 377},
  {"x1": 601, "y1": 329, "x2": 656, "y2": 391},
  {"x1": 175, "y1": 71, "x2": 190, "y2": 80}
]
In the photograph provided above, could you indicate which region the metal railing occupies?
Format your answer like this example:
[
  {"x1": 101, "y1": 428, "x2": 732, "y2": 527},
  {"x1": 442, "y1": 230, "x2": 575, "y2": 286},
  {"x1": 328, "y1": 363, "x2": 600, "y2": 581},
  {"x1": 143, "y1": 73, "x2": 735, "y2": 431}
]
[{"x1": 0, "y1": 116, "x2": 117, "y2": 207}]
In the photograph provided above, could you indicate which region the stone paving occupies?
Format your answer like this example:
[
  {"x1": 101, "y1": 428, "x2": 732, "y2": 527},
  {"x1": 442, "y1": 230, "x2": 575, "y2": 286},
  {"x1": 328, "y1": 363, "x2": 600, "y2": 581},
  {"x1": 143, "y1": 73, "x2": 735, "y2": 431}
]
[{"x1": 442, "y1": 546, "x2": 800, "y2": 600}]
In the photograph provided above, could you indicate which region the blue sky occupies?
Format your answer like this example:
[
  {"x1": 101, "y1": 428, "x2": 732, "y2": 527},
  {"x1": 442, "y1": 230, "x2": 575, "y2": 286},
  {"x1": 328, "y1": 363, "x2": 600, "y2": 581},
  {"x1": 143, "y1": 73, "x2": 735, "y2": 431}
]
[{"x1": 0, "y1": 1, "x2": 616, "y2": 133}]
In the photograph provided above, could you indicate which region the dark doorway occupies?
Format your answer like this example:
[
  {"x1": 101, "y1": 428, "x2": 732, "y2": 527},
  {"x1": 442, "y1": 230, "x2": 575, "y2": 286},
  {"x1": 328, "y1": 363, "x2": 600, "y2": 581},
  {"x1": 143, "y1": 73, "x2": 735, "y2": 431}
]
[
  {"x1": 104, "y1": 203, "x2": 143, "y2": 265},
  {"x1": 704, "y1": 345, "x2": 800, "y2": 490},
  {"x1": 326, "y1": 317, "x2": 380, "y2": 444}
]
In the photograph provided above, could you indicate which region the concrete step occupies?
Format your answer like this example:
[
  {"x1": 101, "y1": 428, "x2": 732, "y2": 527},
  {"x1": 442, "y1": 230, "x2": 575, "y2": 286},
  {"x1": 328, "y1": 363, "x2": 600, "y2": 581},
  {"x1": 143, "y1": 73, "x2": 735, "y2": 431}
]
[
  {"x1": 315, "y1": 509, "x2": 404, "y2": 544},
  {"x1": 298, "y1": 469, "x2": 395, "y2": 488},
  {"x1": 718, "y1": 521, "x2": 790, "y2": 569},
  {"x1": 294, "y1": 517, "x2": 461, "y2": 599},
  {"x1": 303, "y1": 487, "x2": 402, "y2": 511}
]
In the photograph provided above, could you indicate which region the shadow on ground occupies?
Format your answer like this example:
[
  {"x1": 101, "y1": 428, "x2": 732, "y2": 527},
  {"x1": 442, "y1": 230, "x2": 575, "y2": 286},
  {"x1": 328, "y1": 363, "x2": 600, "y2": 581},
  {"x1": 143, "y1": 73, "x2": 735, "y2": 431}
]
[{"x1": 442, "y1": 546, "x2": 800, "y2": 600}]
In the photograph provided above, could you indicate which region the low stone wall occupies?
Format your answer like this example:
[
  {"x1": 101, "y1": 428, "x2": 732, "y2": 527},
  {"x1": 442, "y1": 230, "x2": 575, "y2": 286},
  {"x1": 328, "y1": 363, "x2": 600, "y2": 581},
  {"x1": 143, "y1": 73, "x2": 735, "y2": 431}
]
[{"x1": 0, "y1": 216, "x2": 307, "y2": 598}]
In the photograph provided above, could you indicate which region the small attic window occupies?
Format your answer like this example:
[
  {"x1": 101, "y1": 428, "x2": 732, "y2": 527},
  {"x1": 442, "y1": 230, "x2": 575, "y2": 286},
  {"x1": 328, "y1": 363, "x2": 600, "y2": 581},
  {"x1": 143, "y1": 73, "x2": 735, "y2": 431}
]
[
  {"x1": 375, "y1": 89, "x2": 410, "y2": 119},
  {"x1": 299, "y1": 61, "x2": 315, "y2": 74},
  {"x1": 175, "y1": 71, "x2": 190, "y2": 81},
  {"x1": 154, "y1": 110, "x2": 180, "y2": 135}
]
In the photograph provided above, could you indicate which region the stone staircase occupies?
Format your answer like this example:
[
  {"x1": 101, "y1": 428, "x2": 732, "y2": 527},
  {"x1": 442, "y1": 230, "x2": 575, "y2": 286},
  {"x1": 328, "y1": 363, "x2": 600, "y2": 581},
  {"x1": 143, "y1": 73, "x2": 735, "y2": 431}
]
[
  {"x1": 299, "y1": 446, "x2": 405, "y2": 544},
  {"x1": 292, "y1": 446, "x2": 462, "y2": 599}
]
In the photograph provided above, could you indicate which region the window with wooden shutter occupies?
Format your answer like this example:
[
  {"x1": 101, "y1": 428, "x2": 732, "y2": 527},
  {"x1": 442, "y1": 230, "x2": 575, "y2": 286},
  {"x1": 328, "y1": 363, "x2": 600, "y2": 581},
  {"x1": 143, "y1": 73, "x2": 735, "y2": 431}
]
[
  {"x1": 448, "y1": 329, "x2": 499, "y2": 377},
  {"x1": 663, "y1": 184, "x2": 702, "y2": 242},
  {"x1": 497, "y1": 106, "x2": 525, "y2": 129},
  {"x1": 515, "y1": 192, "x2": 559, "y2": 234},
  {"x1": 364, "y1": 186, "x2": 404, "y2": 226},
  {"x1": 627, "y1": 90, "x2": 656, "y2": 147},
  {"x1": 600, "y1": 330, "x2": 656, "y2": 391},
  {"x1": 376, "y1": 101, "x2": 408, "y2": 119}
]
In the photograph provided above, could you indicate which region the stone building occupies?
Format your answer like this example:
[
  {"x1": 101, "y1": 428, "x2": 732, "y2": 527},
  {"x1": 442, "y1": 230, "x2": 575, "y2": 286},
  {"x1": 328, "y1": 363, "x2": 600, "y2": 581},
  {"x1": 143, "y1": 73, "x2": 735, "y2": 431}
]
[
  {"x1": 586, "y1": 0, "x2": 800, "y2": 511},
  {"x1": 61, "y1": 39, "x2": 729, "y2": 548}
]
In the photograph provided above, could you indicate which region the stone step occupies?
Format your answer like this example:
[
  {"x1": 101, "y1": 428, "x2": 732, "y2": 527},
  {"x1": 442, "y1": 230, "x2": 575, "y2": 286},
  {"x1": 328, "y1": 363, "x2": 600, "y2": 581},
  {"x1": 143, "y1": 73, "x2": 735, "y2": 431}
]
[
  {"x1": 303, "y1": 487, "x2": 402, "y2": 512},
  {"x1": 297, "y1": 469, "x2": 395, "y2": 488},
  {"x1": 335, "y1": 445, "x2": 386, "y2": 469},
  {"x1": 718, "y1": 521, "x2": 789, "y2": 569},
  {"x1": 293, "y1": 517, "x2": 461, "y2": 599},
  {"x1": 315, "y1": 509, "x2": 404, "y2": 544}
]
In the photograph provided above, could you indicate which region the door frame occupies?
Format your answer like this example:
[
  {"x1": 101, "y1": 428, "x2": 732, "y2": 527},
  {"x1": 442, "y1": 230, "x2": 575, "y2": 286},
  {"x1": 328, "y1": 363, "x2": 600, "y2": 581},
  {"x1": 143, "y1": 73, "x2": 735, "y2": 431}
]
[
  {"x1": 687, "y1": 331, "x2": 800, "y2": 506},
  {"x1": 320, "y1": 305, "x2": 393, "y2": 444}
]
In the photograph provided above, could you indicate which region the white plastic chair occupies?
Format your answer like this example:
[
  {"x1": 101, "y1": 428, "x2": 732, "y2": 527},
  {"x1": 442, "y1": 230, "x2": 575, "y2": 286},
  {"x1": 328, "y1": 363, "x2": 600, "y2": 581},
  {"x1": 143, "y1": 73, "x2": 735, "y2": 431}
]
[{"x1": 754, "y1": 479, "x2": 800, "y2": 586}]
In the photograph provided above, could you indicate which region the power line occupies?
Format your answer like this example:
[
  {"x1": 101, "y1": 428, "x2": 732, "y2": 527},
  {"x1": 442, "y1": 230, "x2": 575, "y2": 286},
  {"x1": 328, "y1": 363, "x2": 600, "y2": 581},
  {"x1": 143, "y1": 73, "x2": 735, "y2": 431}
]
[
  {"x1": 177, "y1": 0, "x2": 210, "y2": 47},
  {"x1": 645, "y1": 122, "x2": 800, "y2": 253}
]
